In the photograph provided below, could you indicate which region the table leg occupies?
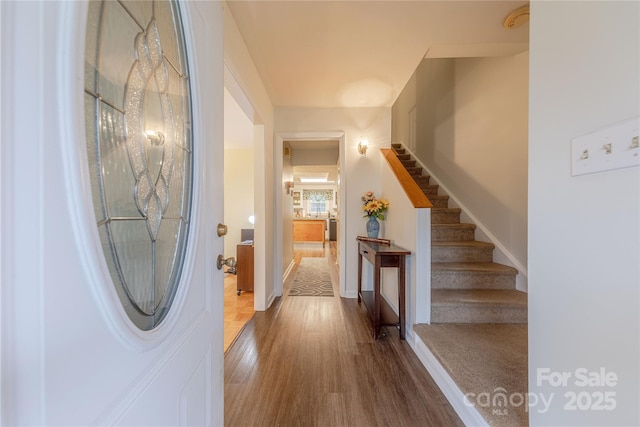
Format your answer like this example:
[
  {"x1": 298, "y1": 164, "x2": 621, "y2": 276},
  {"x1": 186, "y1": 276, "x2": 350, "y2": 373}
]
[
  {"x1": 357, "y1": 251, "x2": 362, "y2": 303},
  {"x1": 398, "y1": 256, "x2": 406, "y2": 340},
  {"x1": 373, "y1": 255, "x2": 381, "y2": 339}
]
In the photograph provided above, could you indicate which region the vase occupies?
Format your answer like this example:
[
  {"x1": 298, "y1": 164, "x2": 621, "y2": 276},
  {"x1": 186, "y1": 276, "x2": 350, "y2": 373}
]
[{"x1": 366, "y1": 216, "x2": 380, "y2": 238}]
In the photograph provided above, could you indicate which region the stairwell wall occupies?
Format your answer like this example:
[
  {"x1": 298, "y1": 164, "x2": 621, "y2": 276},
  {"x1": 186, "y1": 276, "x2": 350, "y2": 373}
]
[{"x1": 391, "y1": 53, "x2": 529, "y2": 290}]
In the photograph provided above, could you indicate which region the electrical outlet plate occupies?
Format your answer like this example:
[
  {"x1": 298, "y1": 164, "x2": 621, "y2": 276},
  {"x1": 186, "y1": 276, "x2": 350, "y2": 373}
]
[{"x1": 571, "y1": 116, "x2": 640, "y2": 176}]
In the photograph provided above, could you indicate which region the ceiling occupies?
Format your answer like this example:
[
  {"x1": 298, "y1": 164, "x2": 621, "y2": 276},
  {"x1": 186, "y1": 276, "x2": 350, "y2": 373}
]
[
  {"x1": 226, "y1": 0, "x2": 529, "y2": 109},
  {"x1": 223, "y1": 1, "x2": 530, "y2": 180}
]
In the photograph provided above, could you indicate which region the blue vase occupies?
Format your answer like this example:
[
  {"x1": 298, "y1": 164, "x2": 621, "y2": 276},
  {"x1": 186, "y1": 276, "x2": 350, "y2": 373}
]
[{"x1": 366, "y1": 216, "x2": 380, "y2": 238}]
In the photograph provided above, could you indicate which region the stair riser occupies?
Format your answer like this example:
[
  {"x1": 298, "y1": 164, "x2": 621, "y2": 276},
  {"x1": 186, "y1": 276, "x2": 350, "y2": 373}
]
[
  {"x1": 431, "y1": 227, "x2": 474, "y2": 241},
  {"x1": 428, "y1": 197, "x2": 449, "y2": 208},
  {"x1": 414, "y1": 176, "x2": 431, "y2": 186},
  {"x1": 432, "y1": 247, "x2": 493, "y2": 263},
  {"x1": 396, "y1": 154, "x2": 411, "y2": 161},
  {"x1": 431, "y1": 305, "x2": 527, "y2": 323},
  {"x1": 401, "y1": 160, "x2": 416, "y2": 168},
  {"x1": 431, "y1": 211, "x2": 461, "y2": 224},
  {"x1": 406, "y1": 167, "x2": 423, "y2": 176},
  {"x1": 432, "y1": 272, "x2": 516, "y2": 290},
  {"x1": 421, "y1": 186, "x2": 439, "y2": 195}
]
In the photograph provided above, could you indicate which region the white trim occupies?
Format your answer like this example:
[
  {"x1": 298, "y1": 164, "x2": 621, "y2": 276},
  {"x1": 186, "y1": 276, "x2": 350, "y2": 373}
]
[
  {"x1": 410, "y1": 332, "x2": 489, "y2": 427},
  {"x1": 415, "y1": 208, "x2": 431, "y2": 323},
  {"x1": 400, "y1": 145, "x2": 528, "y2": 292},
  {"x1": 274, "y1": 131, "x2": 347, "y2": 298},
  {"x1": 282, "y1": 259, "x2": 296, "y2": 283}
]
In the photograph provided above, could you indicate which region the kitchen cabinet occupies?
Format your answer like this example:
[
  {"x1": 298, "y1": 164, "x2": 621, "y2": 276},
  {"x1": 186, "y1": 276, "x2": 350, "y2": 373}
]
[{"x1": 293, "y1": 219, "x2": 325, "y2": 247}]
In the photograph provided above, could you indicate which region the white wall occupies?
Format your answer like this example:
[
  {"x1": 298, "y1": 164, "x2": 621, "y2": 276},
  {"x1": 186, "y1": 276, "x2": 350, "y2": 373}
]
[
  {"x1": 529, "y1": 1, "x2": 639, "y2": 425},
  {"x1": 275, "y1": 107, "x2": 391, "y2": 297},
  {"x1": 223, "y1": 2, "x2": 276, "y2": 310},
  {"x1": 392, "y1": 53, "x2": 529, "y2": 288},
  {"x1": 282, "y1": 143, "x2": 294, "y2": 277},
  {"x1": 224, "y1": 149, "x2": 254, "y2": 257}
]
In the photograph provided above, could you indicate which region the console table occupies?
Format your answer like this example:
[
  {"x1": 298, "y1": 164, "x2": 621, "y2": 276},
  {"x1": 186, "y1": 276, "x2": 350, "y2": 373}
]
[{"x1": 357, "y1": 240, "x2": 410, "y2": 340}]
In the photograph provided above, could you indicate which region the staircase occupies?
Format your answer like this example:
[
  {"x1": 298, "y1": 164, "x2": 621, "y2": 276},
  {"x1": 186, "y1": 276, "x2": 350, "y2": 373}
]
[{"x1": 391, "y1": 144, "x2": 527, "y2": 323}]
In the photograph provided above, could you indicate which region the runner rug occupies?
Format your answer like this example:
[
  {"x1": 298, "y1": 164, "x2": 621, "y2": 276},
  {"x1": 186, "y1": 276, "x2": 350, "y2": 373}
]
[{"x1": 288, "y1": 257, "x2": 334, "y2": 297}]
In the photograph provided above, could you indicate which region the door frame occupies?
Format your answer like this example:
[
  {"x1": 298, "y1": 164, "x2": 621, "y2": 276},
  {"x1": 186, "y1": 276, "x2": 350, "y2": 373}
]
[{"x1": 274, "y1": 131, "x2": 346, "y2": 297}]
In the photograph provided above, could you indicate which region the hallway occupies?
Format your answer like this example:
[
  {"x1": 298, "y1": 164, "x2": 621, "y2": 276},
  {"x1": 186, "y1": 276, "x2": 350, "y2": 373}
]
[{"x1": 224, "y1": 243, "x2": 463, "y2": 426}]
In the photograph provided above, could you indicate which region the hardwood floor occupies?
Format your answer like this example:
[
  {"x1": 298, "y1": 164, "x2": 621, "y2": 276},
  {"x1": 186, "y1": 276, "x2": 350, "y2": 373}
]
[
  {"x1": 224, "y1": 272, "x2": 255, "y2": 352},
  {"x1": 224, "y1": 242, "x2": 463, "y2": 426}
]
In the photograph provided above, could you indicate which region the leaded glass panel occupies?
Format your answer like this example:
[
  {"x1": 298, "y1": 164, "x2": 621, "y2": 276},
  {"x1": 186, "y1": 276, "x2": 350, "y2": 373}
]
[{"x1": 85, "y1": 0, "x2": 193, "y2": 331}]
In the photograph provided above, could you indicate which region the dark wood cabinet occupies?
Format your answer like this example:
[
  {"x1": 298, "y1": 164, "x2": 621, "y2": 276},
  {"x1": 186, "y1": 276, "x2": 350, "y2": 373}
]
[{"x1": 236, "y1": 243, "x2": 254, "y2": 295}]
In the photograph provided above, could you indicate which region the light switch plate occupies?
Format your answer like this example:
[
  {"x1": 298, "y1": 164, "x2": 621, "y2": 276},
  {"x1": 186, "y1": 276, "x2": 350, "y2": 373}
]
[{"x1": 571, "y1": 116, "x2": 640, "y2": 176}]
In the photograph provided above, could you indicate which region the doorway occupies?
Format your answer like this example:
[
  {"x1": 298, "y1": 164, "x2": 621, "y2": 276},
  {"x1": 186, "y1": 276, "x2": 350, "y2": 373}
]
[
  {"x1": 277, "y1": 134, "x2": 346, "y2": 297},
  {"x1": 223, "y1": 87, "x2": 255, "y2": 351}
]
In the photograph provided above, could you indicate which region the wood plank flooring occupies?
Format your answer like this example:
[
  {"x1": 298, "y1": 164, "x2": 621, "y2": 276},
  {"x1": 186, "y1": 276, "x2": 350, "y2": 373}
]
[
  {"x1": 224, "y1": 272, "x2": 255, "y2": 352},
  {"x1": 224, "y1": 242, "x2": 463, "y2": 426}
]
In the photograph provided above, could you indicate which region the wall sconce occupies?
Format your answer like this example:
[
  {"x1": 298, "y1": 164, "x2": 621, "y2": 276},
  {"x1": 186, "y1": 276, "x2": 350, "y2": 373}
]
[
  {"x1": 285, "y1": 181, "x2": 294, "y2": 194},
  {"x1": 145, "y1": 130, "x2": 165, "y2": 146},
  {"x1": 358, "y1": 138, "x2": 369, "y2": 156}
]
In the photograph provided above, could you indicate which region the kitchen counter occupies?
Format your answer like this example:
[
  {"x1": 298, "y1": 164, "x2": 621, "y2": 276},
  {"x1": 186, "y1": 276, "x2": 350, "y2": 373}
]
[{"x1": 293, "y1": 219, "x2": 326, "y2": 247}]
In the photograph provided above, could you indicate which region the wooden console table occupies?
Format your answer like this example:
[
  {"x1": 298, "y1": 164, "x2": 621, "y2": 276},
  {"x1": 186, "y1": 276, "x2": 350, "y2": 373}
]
[
  {"x1": 236, "y1": 242, "x2": 254, "y2": 295},
  {"x1": 357, "y1": 240, "x2": 410, "y2": 340}
]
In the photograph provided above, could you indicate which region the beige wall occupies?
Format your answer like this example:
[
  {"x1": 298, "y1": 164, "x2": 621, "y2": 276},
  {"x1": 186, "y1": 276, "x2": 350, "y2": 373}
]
[
  {"x1": 528, "y1": 1, "x2": 639, "y2": 424},
  {"x1": 224, "y1": 149, "x2": 255, "y2": 258},
  {"x1": 392, "y1": 53, "x2": 529, "y2": 281},
  {"x1": 275, "y1": 107, "x2": 391, "y2": 297},
  {"x1": 223, "y1": 2, "x2": 275, "y2": 309}
]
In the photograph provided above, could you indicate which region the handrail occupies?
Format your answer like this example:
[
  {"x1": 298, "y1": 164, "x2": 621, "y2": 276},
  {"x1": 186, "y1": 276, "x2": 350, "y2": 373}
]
[{"x1": 381, "y1": 148, "x2": 433, "y2": 208}]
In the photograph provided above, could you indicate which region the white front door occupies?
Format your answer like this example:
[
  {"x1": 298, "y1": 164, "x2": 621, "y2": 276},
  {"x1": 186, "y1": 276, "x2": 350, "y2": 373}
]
[{"x1": 0, "y1": 1, "x2": 224, "y2": 425}]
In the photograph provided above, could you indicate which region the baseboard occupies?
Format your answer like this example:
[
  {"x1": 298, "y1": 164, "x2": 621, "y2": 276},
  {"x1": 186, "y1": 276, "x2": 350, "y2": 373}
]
[
  {"x1": 343, "y1": 290, "x2": 358, "y2": 299},
  {"x1": 403, "y1": 145, "x2": 528, "y2": 293},
  {"x1": 410, "y1": 332, "x2": 489, "y2": 427},
  {"x1": 265, "y1": 290, "x2": 276, "y2": 310},
  {"x1": 283, "y1": 259, "x2": 295, "y2": 283}
]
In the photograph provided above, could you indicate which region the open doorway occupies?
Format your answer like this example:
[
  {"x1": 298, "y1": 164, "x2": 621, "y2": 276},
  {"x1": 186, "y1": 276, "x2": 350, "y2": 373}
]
[
  {"x1": 281, "y1": 138, "x2": 342, "y2": 293},
  {"x1": 223, "y1": 87, "x2": 255, "y2": 351}
]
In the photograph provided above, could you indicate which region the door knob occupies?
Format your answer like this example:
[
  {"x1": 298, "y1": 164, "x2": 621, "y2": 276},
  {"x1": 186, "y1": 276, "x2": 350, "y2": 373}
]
[
  {"x1": 217, "y1": 223, "x2": 228, "y2": 237},
  {"x1": 217, "y1": 255, "x2": 236, "y2": 271}
]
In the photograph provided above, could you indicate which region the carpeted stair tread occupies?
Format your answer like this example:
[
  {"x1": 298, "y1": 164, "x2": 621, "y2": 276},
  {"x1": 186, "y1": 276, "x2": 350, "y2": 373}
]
[
  {"x1": 420, "y1": 185, "x2": 439, "y2": 195},
  {"x1": 432, "y1": 240, "x2": 494, "y2": 249},
  {"x1": 432, "y1": 262, "x2": 518, "y2": 275},
  {"x1": 431, "y1": 289, "x2": 528, "y2": 324},
  {"x1": 414, "y1": 323, "x2": 529, "y2": 426},
  {"x1": 432, "y1": 240, "x2": 495, "y2": 263},
  {"x1": 432, "y1": 289, "x2": 527, "y2": 306},
  {"x1": 432, "y1": 263, "x2": 517, "y2": 290},
  {"x1": 406, "y1": 167, "x2": 423, "y2": 176},
  {"x1": 432, "y1": 207, "x2": 461, "y2": 213},
  {"x1": 426, "y1": 195, "x2": 449, "y2": 208},
  {"x1": 432, "y1": 223, "x2": 476, "y2": 241}
]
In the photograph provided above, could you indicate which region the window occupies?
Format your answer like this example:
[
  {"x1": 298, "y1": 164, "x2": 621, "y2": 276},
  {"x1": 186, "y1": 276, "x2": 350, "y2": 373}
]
[
  {"x1": 84, "y1": 0, "x2": 193, "y2": 331},
  {"x1": 303, "y1": 189, "x2": 333, "y2": 215}
]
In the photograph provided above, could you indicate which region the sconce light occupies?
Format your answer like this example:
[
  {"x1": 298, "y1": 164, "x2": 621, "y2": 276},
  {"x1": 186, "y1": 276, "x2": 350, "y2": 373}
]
[
  {"x1": 285, "y1": 181, "x2": 294, "y2": 194},
  {"x1": 358, "y1": 138, "x2": 369, "y2": 156},
  {"x1": 145, "y1": 130, "x2": 165, "y2": 146}
]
